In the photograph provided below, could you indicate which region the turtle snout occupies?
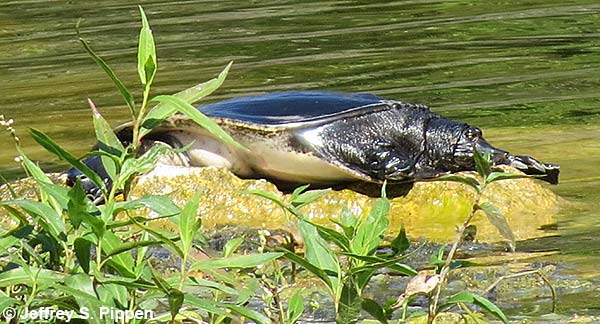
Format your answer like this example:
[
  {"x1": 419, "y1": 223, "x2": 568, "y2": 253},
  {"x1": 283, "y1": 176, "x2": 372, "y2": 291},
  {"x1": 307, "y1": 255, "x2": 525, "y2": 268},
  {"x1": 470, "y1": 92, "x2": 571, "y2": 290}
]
[{"x1": 475, "y1": 139, "x2": 510, "y2": 165}]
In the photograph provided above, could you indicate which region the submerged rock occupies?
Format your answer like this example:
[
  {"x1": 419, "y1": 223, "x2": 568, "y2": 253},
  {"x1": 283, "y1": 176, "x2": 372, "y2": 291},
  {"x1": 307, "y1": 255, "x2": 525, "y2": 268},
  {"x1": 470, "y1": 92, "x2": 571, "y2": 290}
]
[{"x1": 130, "y1": 165, "x2": 562, "y2": 244}]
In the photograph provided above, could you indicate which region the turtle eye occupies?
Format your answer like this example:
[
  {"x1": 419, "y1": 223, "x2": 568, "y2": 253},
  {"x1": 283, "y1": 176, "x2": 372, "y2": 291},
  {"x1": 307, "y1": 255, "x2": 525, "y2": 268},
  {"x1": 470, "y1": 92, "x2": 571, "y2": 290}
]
[{"x1": 465, "y1": 127, "x2": 482, "y2": 141}]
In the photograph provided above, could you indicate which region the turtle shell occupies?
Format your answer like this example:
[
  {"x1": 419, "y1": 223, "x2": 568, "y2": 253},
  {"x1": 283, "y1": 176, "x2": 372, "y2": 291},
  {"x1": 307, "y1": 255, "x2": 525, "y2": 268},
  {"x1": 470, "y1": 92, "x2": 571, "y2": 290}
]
[{"x1": 198, "y1": 91, "x2": 392, "y2": 127}]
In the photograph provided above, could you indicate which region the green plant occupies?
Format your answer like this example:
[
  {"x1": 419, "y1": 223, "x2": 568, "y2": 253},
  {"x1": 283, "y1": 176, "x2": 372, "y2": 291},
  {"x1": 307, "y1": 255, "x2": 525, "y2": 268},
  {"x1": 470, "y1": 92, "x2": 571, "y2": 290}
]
[
  {"x1": 247, "y1": 185, "x2": 417, "y2": 324},
  {"x1": 422, "y1": 150, "x2": 529, "y2": 324},
  {"x1": 0, "y1": 7, "x2": 280, "y2": 324}
]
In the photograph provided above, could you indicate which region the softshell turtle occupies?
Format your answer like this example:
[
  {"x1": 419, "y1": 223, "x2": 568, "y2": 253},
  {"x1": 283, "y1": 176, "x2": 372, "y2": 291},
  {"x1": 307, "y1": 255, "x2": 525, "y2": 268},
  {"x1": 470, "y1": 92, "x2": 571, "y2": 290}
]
[{"x1": 68, "y1": 91, "x2": 559, "y2": 198}]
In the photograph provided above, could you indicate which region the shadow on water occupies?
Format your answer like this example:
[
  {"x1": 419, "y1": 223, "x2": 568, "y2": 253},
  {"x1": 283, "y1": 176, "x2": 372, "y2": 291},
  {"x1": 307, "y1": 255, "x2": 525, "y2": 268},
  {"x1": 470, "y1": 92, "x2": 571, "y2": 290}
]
[{"x1": 1, "y1": 0, "x2": 600, "y2": 320}]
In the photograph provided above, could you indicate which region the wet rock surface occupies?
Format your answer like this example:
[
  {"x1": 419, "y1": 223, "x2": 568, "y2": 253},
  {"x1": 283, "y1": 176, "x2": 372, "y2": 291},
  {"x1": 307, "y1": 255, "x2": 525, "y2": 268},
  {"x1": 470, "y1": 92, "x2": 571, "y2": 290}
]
[{"x1": 130, "y1": 164, "x2": 562, "y2": 245}]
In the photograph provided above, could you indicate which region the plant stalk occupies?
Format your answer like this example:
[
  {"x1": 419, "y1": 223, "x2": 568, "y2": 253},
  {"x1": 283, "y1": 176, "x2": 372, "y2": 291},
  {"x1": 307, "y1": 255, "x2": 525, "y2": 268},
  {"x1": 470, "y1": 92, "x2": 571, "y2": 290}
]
[{"x1": 428, "y1": 185, "x2": 485, "y2": 323}]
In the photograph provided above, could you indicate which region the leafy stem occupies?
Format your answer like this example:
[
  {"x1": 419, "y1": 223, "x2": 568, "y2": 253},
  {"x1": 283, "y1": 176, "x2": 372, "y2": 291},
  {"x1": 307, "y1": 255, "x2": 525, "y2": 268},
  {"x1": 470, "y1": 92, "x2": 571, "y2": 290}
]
[{"x1": 428, "y1": 183, "x2": 485, "y2": 323}]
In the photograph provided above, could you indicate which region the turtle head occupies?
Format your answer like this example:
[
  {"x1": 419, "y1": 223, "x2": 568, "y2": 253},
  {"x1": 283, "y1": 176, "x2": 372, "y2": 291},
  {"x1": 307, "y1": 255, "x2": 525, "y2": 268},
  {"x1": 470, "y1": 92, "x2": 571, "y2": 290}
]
[
  {"x1": 454, "y1": 126, "x2": 510, "y2": 166},
  {"x1": 453, "y1": 126, "x2": 559, "y2": 184},
  {"x1": 66, "y1": 155, "x2": 112, "y2": 204}
]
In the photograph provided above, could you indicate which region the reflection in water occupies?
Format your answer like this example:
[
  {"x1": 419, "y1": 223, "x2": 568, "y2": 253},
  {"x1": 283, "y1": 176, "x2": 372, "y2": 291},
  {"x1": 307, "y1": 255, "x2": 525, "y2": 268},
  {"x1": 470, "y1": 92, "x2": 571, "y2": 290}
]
[{"x1": 1, "y1": 0, "x2": 599, "y2": 318}]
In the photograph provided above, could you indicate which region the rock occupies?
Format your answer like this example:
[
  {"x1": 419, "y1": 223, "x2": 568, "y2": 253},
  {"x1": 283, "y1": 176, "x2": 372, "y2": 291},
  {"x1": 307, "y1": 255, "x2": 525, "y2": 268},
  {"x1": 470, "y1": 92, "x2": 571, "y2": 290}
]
[{"x1": 130, "y1": 165, "x2": 563, "y2": 244}]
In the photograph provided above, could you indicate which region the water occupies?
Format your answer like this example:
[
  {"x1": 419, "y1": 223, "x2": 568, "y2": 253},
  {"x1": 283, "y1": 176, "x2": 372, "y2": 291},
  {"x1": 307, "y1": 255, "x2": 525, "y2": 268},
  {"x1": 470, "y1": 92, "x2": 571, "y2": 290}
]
[{"x1": 1, "y1": 0, "x2": 599, "y2": 320}]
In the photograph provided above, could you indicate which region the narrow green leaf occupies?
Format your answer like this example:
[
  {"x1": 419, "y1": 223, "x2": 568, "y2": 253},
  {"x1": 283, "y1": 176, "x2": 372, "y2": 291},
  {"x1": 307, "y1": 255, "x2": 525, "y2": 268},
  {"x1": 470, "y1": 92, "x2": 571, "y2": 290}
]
[
  {"x1": 125, "y1": 214, "x2": 184, "y2": 259},
  {"x1": 113, "y1": 143, "x2": 171, "y2": 191},
  {"x1": 279, "y1": 249, "x2": 333, "y2": 289},
  {"x1": 180, "y1": 192, "x2": 201, "y2": 256},
  {"x1": 137, "y1": 6, "x2": 157, "y2": 85},
  {"x1": 184, "y1": 294, "x2": 230, "y2": 317},
  {"x1": 189, "y1": 277, "x2": 240, "y2": 295},
  {"x1": 352, "y1": 197, "x2": 390, "y2": 256},
  {"x1": 105, "y1": 239, "x2": 163, "y2": 258},
  {"x1": 74, "y1": 238, "x2": 92, "y2": 273},
  {"x1": 70, "y1": 184, "x2": 105, "y2": 238},
  {"x1": 90, "y1": 99, "x2": 125, "y2": 154},
  {"x1": 0, "y1": 200, "x2": 65, "y2": 241},
  {"x1": 52, "y1": 284, "x2": 103, "y2": 324},
  {"x1": 225, "y1": 304, "x2": 271, "y2": 324},
  {"x1": 486, "y1": 171, "x2": 530, "y2": 184},
  {"x1": 299, "y1": 220, "x2": 340, "y2": 291},
  {"x1": 77, "y1": 34, "x2": 135, "y2": 116},
  {"x1": 101, "y1": 231, "x2": 135, "y2": 277},
  {"x1": 150, "y1": 266, "x2": 171, "y2": 293},
  {"x1": 64, "y1": 273, "x2": 96, "y2": 299},
  {"x1": 168, "y1": 288, "x2": 184, "y2": 319},
  {"x1": 434, "y1": 174, "x2": 480, "y2": 192},
  {"x1": 190, "y1": 252, "x2": 283, "y2": 271},
  {"x1": 390, "y1": 225, "x2": 410, "y2": 255},
  {"x1": 347, "y1": 254, "x2": 417, "y2": 277},
  {"x1": 96, "y1": 284, "x2": 128, "y2": 308},
  {"x1": 442, "y1": 291, "x2": 509, "y2": 324},
  {"x1": 68, "y1": 180, "x2": 92, "y2": 229},
  {"x1": 338, "y1": 282, "x2": 361, "y2": 324},
  {"x1": 90, "y1": 99, "x2": 123, "y2": 182},
  {"x1": 30, "y1": 128, "x2": 106, "y2": 194},
  {"x1": 0, "y1": 267, "x2": 64, "y2": 287},
  {"x1": 16, "y1": 146, "x2": 52, "y2": 184},
  {"x1": 0, "y1": 236, "x2": 19, "y2": 252},
  {"x1": 332, "y1": 209, "x2": 360, "y2": 238},
  {"x1": 291, "y1": 184, "x2": 310, "y2": 200},
  {"x1": 243, "y1": 189, "x2": 285, "y2": 206},
  {"x1": 312, "y1": 221, "x2": 351, "y2": 251},
  {"x1": 140, "y1": 62, "x2": 232, "y2": 137},
  {"x1": 115, "y1": 195, "x2": 180, "y2": 217},
  {"x1": 478, "y1": 202, "x2": 516, "y2": 251},
  {"x1": 223, "y1": 237, "x2": 245, "y2": 258},
  {"x1": 151, "y1": 95, "x2": 245, "y2": 150},
  {"x1": 291, "y1": 188, "x2": 330, "y2": 209},
  {"x1": 473, "y1": 149, "x2": 491, "y2": 178},
  {"x1": 38, "y1": 182, "x2": 69, "y2": 210},
  {"x1": 287, "y1": 289, "x2": 305, "y2": 324},
  {"x1": 361, "y1": 298, "x2": 388, "y2": 324}
]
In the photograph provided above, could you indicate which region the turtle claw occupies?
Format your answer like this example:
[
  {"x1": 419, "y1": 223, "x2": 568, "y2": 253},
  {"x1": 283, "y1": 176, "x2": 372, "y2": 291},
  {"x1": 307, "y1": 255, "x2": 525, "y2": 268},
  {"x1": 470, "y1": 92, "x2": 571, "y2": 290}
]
[{"x1": 508, "y1": 155, "x2": 560, "y2": 184}]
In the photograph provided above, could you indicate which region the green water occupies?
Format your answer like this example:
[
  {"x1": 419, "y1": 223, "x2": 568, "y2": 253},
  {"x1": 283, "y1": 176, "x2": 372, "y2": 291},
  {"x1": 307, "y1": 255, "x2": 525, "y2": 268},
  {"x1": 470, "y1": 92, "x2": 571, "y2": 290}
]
[{"x1": 1, "y1": 0, "x2": 599, "y2": 320}]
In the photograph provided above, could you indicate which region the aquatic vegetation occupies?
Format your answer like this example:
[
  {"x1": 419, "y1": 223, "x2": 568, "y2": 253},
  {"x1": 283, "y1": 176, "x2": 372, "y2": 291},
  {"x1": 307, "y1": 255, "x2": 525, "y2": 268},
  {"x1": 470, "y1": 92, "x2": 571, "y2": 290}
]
[{"x1": 247, "y1": 185, "x2": 417, "y2": 323}]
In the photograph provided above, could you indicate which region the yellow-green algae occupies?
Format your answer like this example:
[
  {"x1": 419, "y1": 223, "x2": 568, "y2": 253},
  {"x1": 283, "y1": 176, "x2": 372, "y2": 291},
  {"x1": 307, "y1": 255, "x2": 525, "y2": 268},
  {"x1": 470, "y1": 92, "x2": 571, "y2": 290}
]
[{"x1": 130, "y1": 164, "x2": 562, "y2": 244}]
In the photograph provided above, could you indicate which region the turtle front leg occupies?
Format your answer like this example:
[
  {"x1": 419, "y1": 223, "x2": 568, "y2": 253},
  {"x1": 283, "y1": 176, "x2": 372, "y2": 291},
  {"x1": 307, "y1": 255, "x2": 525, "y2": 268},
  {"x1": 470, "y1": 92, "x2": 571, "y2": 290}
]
[{"x1": 365, "y1": 140, "x2": 414, "y2": 181}]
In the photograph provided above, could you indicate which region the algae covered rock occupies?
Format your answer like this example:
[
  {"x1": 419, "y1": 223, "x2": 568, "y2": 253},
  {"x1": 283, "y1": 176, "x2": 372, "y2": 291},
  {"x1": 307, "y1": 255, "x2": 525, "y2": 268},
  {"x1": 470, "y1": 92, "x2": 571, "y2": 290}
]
[{"x1": 130, "y1": 165, "x2": 562, "y2": 244}]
